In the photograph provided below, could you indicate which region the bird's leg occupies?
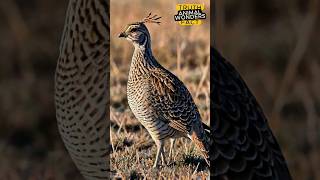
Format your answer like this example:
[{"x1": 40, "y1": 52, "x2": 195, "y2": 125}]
[
  {"x1": 161, "y1": 149, "x2": 167, "y2": 166},
  {"x1": 153, "y1": 140, "x2": 164, "y2": 168},
  {"x1": 168, "y1": 138, "x2": 176, "y2": 163}
]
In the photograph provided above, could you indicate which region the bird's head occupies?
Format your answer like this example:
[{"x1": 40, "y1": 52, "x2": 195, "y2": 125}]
[{"x1": 118, "y1": 13, "x2": 161, "y2": 47}]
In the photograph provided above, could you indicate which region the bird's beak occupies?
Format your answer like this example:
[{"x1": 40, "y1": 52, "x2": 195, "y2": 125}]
[{"x1": 118, "y1": 32, "x2": 126, "y2": 38}]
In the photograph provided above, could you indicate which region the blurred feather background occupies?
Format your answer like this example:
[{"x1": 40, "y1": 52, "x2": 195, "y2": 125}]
[
  {"x1": 215, "y1": 0, "x2": 320, "y2": 179},
  {"x1": 0, "y1": 1, "x2": 83, "y2": 179}
]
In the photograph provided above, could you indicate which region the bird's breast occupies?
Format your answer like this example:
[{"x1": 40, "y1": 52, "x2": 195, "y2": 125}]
[{"x1": 127, "y1": 73, "x2": 153, "y2": 121}]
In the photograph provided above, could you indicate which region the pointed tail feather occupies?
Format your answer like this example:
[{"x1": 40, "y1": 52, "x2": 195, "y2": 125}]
[
  {"x1": 191, "y1": 127, "x2": 210, "y2": 166},
  {"x1": 202, "y1": 122, "x2": 211, "y2": 133}
]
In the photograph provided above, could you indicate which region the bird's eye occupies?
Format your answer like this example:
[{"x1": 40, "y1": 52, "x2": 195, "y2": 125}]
[{"x1": 130, "y1": 28, "x2": 137, "y2": 32}]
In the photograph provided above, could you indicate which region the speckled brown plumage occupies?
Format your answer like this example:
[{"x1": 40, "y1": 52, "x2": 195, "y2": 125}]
[
  {"x1": 119, "y1": 15, "x2": 210, "y2": 167},
  {"x1": 55, "y1": 0, "x2": 109, "y2": 179},
  {"x1": 211, "y1": 47, "x2": 292, "y2": 180}
]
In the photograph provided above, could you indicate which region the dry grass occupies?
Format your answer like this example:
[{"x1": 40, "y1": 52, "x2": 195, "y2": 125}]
[
  {"x1": 110, "y1": 110, "x2": 209, "y2": 179},
  {"x1": 110, "y1": 0, "x2": 210, "y2": 178}
]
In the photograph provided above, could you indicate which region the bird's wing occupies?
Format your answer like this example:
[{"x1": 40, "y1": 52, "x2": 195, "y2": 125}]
[
  {"x1": 211, "y1": 48, "x2": 292, "y2": 180},
  {"x1": 147, "y1": 66, "x2": 202, "y2": 134}
]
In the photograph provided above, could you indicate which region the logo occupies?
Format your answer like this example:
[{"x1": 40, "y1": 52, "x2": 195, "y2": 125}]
[{"x1": 174, "y1": 4, "x2": 206, "y2": 26}]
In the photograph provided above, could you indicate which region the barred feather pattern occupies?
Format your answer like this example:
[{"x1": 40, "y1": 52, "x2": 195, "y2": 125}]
[
  {"x1": 125, "y1": 23, "x2": 210, "y2": 164},
  {"x1": 55, "y1": 0, "x2": 109, "y2": 179},
  {"x1": 211, "y1": 48, "x2": 292, "y2": 180}
]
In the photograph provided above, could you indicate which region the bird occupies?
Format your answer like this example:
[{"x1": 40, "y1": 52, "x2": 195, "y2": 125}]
[
  {"x1": 211, "y1": 47, "x2": 292, "y2": 180},
  {"x1": 55, "y1": 0, "x2": 109, "y2": 179},
  {"x1": 118, "y1": 13, "x2": 210, "y2": 168}
]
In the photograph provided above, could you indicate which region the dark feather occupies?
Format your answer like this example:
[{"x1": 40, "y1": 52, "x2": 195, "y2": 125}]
[{"x1": 211, "y1": 47, "x2": 292, "y2": 180}]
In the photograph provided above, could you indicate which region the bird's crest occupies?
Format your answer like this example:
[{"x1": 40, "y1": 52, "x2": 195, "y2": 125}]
[{"x1": 141, "y1": 13, "x2": 161, "y2": 25}]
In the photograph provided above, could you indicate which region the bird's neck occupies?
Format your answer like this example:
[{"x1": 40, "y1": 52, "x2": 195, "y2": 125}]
[{"x1": 130, "y1": 42, "x2": 160, "y2": 74}]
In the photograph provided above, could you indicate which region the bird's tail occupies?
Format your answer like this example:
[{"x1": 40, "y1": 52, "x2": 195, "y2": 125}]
[{"x1": 190, "y1": 122, "x2": 211, "y2": 166}]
